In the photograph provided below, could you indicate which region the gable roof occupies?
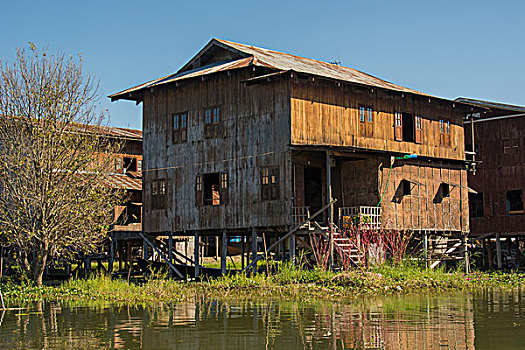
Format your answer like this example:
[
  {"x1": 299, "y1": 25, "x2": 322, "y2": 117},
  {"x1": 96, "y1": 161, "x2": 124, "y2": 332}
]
[{"x1": 110, "y1": 38, "x2": 431, "y2": 102}]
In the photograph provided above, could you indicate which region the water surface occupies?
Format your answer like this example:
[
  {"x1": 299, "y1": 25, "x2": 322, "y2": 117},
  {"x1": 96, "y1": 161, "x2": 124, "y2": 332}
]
[{"x1": 0, "y1": 290, "x2": 524, "y2": 349}]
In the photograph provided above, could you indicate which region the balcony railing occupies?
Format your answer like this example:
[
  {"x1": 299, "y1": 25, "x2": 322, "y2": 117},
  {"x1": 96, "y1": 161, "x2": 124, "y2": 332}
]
[
  {"x1": 292, "y1": 206, "x2": 311, "y2": 228},
  {"x1": 339, "y1": 206, "x2": 381, "y2": 230}
]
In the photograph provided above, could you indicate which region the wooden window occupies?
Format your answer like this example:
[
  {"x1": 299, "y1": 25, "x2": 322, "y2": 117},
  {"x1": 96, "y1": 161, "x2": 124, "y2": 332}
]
[
  {"x1": 196, "y1": 172, "x2": 227, "y2": 206},
  {"x1": 195, "y1": 175, "x2": 203, "y2": 206},
  {"x1": 394, "y1": 112, "x2": 402, "y2": 141},
  {"x1": 506, "y1": 190, "x2": 523, "y2": 215},
  {"x1": 220, "y1": 172, "x2": 228, "y2": 205},
  {"x1": 469, "y1": 192, "x2": 484, "y2": 218},
  {"x1": 204, "y1": 107, "x2": 221, "y2": 139},
  {"x1": 415, "y1": 115, "x2": 422, "y2": 144},
  {"x1": 173, "y1": 112, "x2": 188, "y2": 143},
  {"x1": 439, "y1": 119, "x2": 451, "y2": 147},
  {"x1": 261, "y1": 167, "x2": 280, "y2": 201},
  {"x1": 123, "y1": 157, "x2": 137, "y2": 172},
  {"x1": 116, "y1": 157, "x2": 123, "y2": 173},
  {"x1": 503, "y1": 139, "x2": 519, "y2": 166},
  {"x1": 151, "y1": 179, "x2": 167, "y2": 210},
  {"x1": 359, "y1": 105, "x2": 373, "y2": 137}
]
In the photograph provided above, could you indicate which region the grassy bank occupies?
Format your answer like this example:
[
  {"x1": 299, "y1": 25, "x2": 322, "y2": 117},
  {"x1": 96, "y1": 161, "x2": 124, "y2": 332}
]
[{"x1": 2, "y1": 264, "x2": 525, "y2": 306}]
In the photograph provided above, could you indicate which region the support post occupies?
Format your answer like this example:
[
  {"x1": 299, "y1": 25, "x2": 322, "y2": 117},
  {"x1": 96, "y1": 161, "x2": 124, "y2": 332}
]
[
  {"x1": 168, "y1": 232, "x2": 173, "y2": 278},
  {"x1": 241, "y1": 235, "x2": 245, "y2": 270},
  {"x1": 221, "y1": 230, "x2": 227, "y2": 275},
  {"x1": 482, "y1": 238, "x2": 487, "y2": 269},
  {"x1": 290, "y1": 233, "x2": 296, "y2": 265},
  {"x1": 487, "y1": 238, "x2": 494, "y2": 269},
  {"x1": 496, "y1": 233, "x2": 503, "y2": 270},
  {"x1": 143, "y1": 238, "x2": 148, "y2": 260},
  {"x1": 251, "y1": 228, "x2": 257, "y2": 275},
  {"x1": 463, "y1": 235, "x2": 470, "y2": 274},
  {"x1": 84, "y1": 257, "x2": 91, "y2": 278},
  {"x1": 326, "y1": 150, "x2": 334, "y2": 270},
  {"x1": 194, "y1": 232, "x2": 200, "y2": 279},
  {"x1": 108, "y1": 232, "x2": 114, "y2": 274},
  {"x1": 424, "y1": 232, "x2": 429, "y2": 269}
]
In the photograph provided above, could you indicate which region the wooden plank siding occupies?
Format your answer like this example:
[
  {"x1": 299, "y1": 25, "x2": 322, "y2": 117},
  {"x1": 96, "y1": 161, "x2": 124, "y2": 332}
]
[
  {"x1": 142, "y1": 69, "x2": 293, "y2": 234},
  {"x1": 290, "y1": 78, "x2": 465, "y2": 160},
  {"x1": 466, "y1": 114, "x2": 525, "y2": 236}
]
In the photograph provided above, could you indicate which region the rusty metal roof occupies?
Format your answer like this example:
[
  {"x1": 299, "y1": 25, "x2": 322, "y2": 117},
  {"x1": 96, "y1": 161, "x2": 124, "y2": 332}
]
[
  {"x1": 77, "y1": 124, "x2": 143, "y2": 140},
  {"x1": 102, "y1": 174, "x2": 142, "y2": 191},
  {"x1": 110, "y1": 38, "x2": 431, "y2": 101},
  {"x1": 455, "y1": 97, "x2": 525, "y2": 113}
]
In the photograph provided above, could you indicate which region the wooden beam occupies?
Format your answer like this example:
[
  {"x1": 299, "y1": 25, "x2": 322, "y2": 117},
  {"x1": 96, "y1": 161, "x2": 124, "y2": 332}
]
[
  {"x1": 138, "y1": 232, "x2": 184, "y2": 279},
  {"x1": 221, "y1": 230, "x2": 227, "y2": 275},
  {"x1": 251, "y1": 227, "x2": 257, "y2": 275},
  {"x1": 194, "y1": 232, "x2": 200, "y2": 279},
  {"x1": 496, "y1": 233, "x2": 503, "y2": 270}
]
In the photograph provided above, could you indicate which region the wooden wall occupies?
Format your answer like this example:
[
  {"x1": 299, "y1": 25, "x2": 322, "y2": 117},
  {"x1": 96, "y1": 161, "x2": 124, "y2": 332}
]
[
  {"x1": 290, "y1": 78, "x2": 466, "y2": 160},
  {"x1": 142, "y1": 69, "x2": 293, "y2": 233},
  {"x1": 379, "y1": 159, "x2": 469, "y2": 233},
  {"x1": 467, "y1": 115, "x2": 525, "y2": 236}
]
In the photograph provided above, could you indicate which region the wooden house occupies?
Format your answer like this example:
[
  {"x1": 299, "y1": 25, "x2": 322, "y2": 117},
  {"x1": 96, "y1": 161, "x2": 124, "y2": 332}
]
[
  {"x1": 110, "y1": 39, "x2": 473, "y2": 272},
  {"x1": 459, "y1": 98, "x2": 525, "y2": 269}
]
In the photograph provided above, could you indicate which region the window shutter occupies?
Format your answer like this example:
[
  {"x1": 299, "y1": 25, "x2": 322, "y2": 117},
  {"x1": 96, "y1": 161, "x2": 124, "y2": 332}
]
[
  {"x1": 394, "y1": 112, "x2": 403, "y2": 141},
  {"x1": 195, "y1": 175, "x2": 203, "y2": 206},
  {"x1": 415, "y1": 116, "x2": 422, "y2": 144}
]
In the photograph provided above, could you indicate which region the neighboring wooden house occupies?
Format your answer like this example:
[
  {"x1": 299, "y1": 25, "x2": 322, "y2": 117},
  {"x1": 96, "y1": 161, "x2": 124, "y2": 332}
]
[
  {"x1": 110, "y1": 39, "x2": 473, "y2": 271},
  {"x1": 459, "y1": 97, "x2": 525, "y2": 269}
]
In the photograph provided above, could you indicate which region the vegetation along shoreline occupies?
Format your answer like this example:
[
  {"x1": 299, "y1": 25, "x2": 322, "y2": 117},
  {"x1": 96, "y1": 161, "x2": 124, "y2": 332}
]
[{"x1": 3, "y1": 264, "x2": 525, "y2": 307}]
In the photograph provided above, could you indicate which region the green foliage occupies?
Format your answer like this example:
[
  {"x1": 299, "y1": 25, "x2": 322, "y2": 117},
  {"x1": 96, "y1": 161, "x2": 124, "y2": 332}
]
[{"x1": 2, "y1": 266, "x2": 525, "y2": 306}]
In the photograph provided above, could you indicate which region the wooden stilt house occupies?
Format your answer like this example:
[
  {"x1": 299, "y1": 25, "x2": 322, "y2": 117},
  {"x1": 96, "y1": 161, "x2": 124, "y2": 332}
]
[{"x1": 110, "y1": 39, "x2": 472, "y2": 271}]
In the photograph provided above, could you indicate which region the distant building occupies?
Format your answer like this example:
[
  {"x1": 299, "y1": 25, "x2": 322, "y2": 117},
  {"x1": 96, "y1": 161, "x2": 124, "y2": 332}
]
[{"x1": 459, "y1": 98, "x2": 525, "y2": 268}]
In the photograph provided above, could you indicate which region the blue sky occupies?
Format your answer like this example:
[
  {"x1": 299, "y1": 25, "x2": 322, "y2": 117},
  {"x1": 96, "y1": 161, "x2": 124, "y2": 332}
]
[{"x1": 2, "y1": 0, "x2": 524, "y2": 129}]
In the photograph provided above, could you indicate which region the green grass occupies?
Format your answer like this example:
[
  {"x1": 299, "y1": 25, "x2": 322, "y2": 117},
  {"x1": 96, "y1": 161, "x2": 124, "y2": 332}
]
[{"x1": 2, "y1": 263, "x2": 525, "y2": 306}]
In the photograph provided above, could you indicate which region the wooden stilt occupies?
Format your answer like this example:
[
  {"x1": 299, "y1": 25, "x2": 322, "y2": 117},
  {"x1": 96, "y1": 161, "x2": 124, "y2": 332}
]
[
  {"x1": 496, "y1": 233, "x2": 503, "y2": 270},
  {"x1": 168, "y1": 231, "x2": 173, "y2": 278},
  {"x1": 108, "y1": 233, "x2": 114, "y2": 274},
  {"x1": 143, "y1": 238, "x2": 148, "y2": 260},
  {"x1": 482, "y1": 238, "x2": 487, "y2": 269},
  {"x1": 251, "y1": 228, "x2": 257, "y2": 275},
  {"x1": 463, "y1": 235, "x2": 470, "y2": 274},
  {"x1": 84, "y1": 257, "x2": 91, "y2": 278},
  {"x1": 326, "y1": 151, "x2": 334, "y2": 270},
  {"x1": 290, "y1": 233, "x2": 296, "y2": 265},
  {"x1": 487, "y1": 238, "x2": 494, "y2": 270},
  {"x1": 241, "y1": 235, "x2": 245, "y2": 270},
  {"x1": 221, "y1": 230, "x2": 227, "y2": 275},
  {"x1": 194, "y1": 232, "x2": 200, "y2": 279}
]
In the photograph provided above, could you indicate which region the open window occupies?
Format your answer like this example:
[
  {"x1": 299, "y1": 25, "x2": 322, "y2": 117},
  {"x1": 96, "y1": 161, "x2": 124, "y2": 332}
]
[
  {"x1": 196, "y1": 172, "x2": 228, "y2": 206},
  {"x1": 469, "y1": 192, "x2": 484, "y2": 218},
  {"x1": 123, "y1": 157, "x2": 137, "y2": 173},
  {"x1": 402, "y1": 113, "x2": 414, "y2": 142},
  {"x1": 506, "y1": 190, "x2": 523, "y2": 215},
  {"x1": 393, "y1": 179, "x2": 417, "y2": 203}
]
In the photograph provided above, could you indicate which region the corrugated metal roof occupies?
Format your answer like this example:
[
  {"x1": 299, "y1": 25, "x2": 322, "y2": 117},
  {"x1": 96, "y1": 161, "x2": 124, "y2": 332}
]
[
  {"x1": 79, "y1": 124, "x2": 143, "y2": 140},
  {"x1": 110, "y1": 38, "x2": 431, "y2": 100},
  {"x1": 455, "y1": 97, "x2": 525, "y2": 113},
  {"x1": 102, "y1": 174, "x2": 142, "y2": 191}
]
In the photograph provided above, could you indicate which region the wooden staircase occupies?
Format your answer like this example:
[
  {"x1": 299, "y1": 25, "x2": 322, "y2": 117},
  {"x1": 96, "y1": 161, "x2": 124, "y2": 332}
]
[{"x1": 311, "y1": 222, "x2": 364, "y2": 267}]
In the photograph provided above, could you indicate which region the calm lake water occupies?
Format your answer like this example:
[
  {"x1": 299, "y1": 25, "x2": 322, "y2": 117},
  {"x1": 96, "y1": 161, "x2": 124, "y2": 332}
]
[{"x1": 1, "y1": 290, "x2": 525, "y2": 349}]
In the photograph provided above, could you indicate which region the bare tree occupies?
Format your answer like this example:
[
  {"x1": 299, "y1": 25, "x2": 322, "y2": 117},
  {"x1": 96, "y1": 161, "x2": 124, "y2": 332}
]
[{"x1": 0, "y1": 46, "x2": 123, "y2": 285}]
